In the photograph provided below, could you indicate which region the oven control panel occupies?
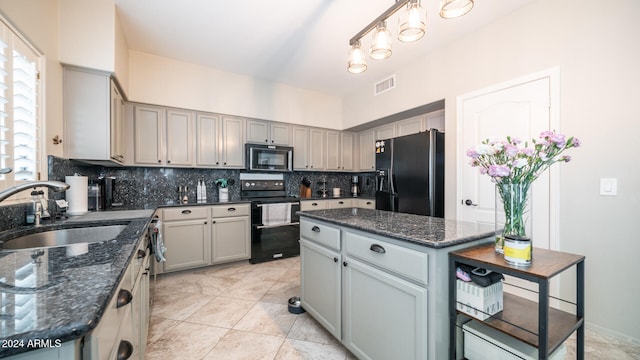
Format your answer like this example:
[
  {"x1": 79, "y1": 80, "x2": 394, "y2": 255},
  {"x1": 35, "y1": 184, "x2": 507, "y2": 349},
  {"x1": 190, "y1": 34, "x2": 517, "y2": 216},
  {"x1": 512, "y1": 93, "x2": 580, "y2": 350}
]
[{"x1": 241, "y1": 180, "x2": 285, "y2": 191}]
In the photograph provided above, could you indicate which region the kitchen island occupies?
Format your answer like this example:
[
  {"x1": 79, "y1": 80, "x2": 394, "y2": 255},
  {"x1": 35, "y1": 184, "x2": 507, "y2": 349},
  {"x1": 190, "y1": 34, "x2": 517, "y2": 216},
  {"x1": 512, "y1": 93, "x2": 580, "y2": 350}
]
[
  {"x1": 0, "y1": 210, "x2": 154, "y2": 359},
  {"x1": 297, "y1": 208, "x2": 495, "y2": 360}
]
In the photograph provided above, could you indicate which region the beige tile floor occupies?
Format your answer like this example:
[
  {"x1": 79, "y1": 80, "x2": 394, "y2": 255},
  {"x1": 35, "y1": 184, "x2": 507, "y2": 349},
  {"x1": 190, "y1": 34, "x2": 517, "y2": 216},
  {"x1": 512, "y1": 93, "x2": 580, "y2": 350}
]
[{"x1": 145, "y1": 256, "x2": 640, "y2": 360}]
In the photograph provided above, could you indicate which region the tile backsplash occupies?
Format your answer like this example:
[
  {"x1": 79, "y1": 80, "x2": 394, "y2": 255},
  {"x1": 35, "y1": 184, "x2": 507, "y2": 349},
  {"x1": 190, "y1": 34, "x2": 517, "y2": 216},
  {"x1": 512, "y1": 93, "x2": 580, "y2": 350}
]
[{"x1": 0, "y1": 156, "x2": 376, "y2": 231}]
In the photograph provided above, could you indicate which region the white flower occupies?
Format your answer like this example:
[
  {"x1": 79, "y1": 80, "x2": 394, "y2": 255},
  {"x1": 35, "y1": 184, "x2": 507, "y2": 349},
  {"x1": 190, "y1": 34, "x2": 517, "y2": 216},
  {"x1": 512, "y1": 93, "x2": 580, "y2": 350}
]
[
  {"x1": 513, "y1": 158, "x2": 528, "y2": 168},
  {"x1": 473, "y1": 144, "x2": 492, "y2": 155}
]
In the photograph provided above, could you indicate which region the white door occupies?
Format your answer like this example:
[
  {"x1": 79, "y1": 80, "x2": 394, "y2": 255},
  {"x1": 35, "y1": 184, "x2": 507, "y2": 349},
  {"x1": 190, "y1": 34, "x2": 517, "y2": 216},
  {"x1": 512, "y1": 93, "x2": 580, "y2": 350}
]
[{"x1": 458, "y1": 70, "x2": 559, "y2": 251}]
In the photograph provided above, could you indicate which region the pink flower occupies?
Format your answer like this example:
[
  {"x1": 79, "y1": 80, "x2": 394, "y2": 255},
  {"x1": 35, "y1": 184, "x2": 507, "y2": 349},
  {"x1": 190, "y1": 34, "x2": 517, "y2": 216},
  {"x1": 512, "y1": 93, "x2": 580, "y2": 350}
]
[
  {"x1": 562, "y1": 155, "x2": 571, "y2": 162},
  {"x1": 520, "y1": 147, "x2": 535, "y2": 156},
  {"x1": 466, "y1": 148, "x2": 480, "y2": 158},
  {"x1": 572, "y1": 138, "x2": 582, "y2": 147},
  {"x1": 504, "y1": 144, "x2": 519, "y2": 157},
  {"x1": 488, "y1": 165, "x2": 510, "y2": 177},
  {"x1": 549, "y1": 133, "x2": 566, "y2": 147}
]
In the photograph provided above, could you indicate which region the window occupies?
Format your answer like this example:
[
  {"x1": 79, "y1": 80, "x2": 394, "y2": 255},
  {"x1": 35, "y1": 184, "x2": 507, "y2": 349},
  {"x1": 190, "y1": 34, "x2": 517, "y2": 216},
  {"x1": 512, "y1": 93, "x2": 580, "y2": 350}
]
[{"x1": 0, "y1": 16, "x2": 43, "y2": 202}]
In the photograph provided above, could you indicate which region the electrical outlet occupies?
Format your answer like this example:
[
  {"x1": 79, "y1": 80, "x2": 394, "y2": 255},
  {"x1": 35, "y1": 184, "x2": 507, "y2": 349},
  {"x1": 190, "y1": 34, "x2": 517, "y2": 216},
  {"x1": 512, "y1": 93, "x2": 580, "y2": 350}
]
[{"x1": 600, "y1": 178, "x2": 617, "y2": 196}]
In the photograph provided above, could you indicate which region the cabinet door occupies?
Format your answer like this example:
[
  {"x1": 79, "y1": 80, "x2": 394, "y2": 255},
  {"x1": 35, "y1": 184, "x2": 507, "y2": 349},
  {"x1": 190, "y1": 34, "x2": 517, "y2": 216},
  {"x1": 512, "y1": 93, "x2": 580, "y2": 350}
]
[
  {"x1": 246, "y1": 119, "x2": 270, "y2": 144},
  {"x1": 270, "y1": 123, "x2": 290, "y2": 145},
  {"x1": 212, "y1": 216, "x2": 250, "y2": 264},
  {"x1": 326, "y1": 130, "x2": 340, "y2": 171},
  {"x1": 396, "y1": 115, "x2": 424, "y2": 137},
  {"x1": 133, "y1": 105, "x2": 164, "y2": 165},
  {"x1": 343, "y1": 257, "x2": 427, "y2": 360},
  {"x1": 166, "y1": 110, "x2": 194, "y2": 166},
  {"x1": 340, "y1": 132, "x2": 354, "y2": 171},
  {"x1": 162, "y1": 219, "x2": 211, "y2": 272},
  {"x1": 375, "y1": 124, "x2": 395, "y2": 141},
  {"x1": 309, "y1": 128, "x2": 324, "y2": 170},
  {"x1": 110, "y1": 80, "x2": 125, "y2": 163},
  {"x1": 359, "y1": 130, "x2": 375, "y2": 171},
  {"x1": 221, "y1": 116, "x2": 245, "y2": 168},
  {"x1": 292, "y1": 126, "x2": 309, "y2": 170},
  {"x1": 300, "y1": 239, "x2": 341, "y2": 339},
  {"x1": 196, "y1": 113, "x2": 220, "y2": 167}
]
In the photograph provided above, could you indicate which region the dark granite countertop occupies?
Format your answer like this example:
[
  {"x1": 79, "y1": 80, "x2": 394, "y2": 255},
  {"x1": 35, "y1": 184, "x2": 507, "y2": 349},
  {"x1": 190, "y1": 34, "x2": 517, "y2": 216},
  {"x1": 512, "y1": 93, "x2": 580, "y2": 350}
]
[
  {"x1": 0, "y1": 210, "x2": 154, "y2": 357},
  {"x1": 298, "y1": 208, "x2": 495, "y2": 249}
]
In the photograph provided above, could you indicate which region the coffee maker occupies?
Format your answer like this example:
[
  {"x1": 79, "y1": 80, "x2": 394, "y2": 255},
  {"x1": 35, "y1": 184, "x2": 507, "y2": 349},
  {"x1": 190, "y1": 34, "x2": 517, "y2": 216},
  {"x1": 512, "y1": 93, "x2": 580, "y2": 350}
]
[
  {"x1": 88, "y1": 176, "x2": 116, "y2": 210},
  {"x1": 350, "y1": 175, "x2": 361, "y2": 197}
]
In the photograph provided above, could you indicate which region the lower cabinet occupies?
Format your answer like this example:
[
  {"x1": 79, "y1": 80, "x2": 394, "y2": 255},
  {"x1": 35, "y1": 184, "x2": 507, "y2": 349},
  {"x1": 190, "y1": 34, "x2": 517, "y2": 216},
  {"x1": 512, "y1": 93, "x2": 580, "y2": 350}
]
[
  {"x1": 343, "y1": 257, "x2": 427, "y2": 360},
  {"x1": 300, "y1": 198, "x2": 374, "y2": 211},
  {"x1": 160, "y1": 204, "x2": 251, "y2": 273},
  {"x1": 300, "y1": 238, "x2": 341, "y2": 339}
]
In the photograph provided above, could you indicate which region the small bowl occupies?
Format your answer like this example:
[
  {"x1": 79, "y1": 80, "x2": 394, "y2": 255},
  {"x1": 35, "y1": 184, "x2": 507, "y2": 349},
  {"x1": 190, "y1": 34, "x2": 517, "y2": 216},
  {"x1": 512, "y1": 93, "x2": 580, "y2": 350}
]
[{"x1": 288, "y1": 296, "x2": 305, "y2": 314}]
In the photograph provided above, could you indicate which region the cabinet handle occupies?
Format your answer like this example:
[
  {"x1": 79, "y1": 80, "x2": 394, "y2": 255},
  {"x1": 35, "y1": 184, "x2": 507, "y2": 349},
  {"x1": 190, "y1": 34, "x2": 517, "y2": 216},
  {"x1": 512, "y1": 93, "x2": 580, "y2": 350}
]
[
  {"x1": 216, "y1": 161, "x2": 219, "y2": 165},
  {"x1": 265, "y1": 139, "x2": 268, "y2": 142},
  {"x1": 136, "y1": 249, "x2": 146, "y2": 259},
  {"x1": 224, "y1": 162, "x2": 227, "y2": 165},
  {"x1": 116, "y1": 289, "x2": 133, "y2": 308},
  {"x1": 212, "y1": 220, "x2": 216, "y2": 224},
  {"x1": 333, "y1": 257, "x2": 338, "y2": 263},
  {"x1": 117, "y1": 340, "x2": 134, "y2": 360},
  {"x1": 167, "y1": 160, "x2": 171, "y2": 164},
  {"x1": 366, "y1": 201, "x2": 372, "y2": 205},
  {"x1": 343, "y1": 261, "x2": 348, "y2": 267},
  {"x1": 338, "y1": 201, "x2": 344, "y2": 204},
  {"x1": 204, "y1": 221, "x2": 207, "y2": 225},
  {"x1": 312, "y1": 203, "x2": 318, "y2": 206},
  {"x1": 157, "y1": 160, "x2": 161, "y2": 163},
  {"x1": 311, "y1": 226, "x2": 320, "y2": 232},
  {"x1": 227, "y1": 207, "x2": 236, "y2": 211},
  {"x1": 370, "y1": 244, "x2": 386, "y2": 254},
  {"x1": 181, "y1": 209, "x2": 192, "y2": 214}
]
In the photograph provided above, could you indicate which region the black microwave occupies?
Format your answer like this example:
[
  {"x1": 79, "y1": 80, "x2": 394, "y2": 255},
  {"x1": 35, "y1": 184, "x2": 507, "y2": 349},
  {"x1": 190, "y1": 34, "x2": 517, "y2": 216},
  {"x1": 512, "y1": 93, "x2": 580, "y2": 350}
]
[{"x1": 245, "y1": 144, "x2": 293, "y2": 172}]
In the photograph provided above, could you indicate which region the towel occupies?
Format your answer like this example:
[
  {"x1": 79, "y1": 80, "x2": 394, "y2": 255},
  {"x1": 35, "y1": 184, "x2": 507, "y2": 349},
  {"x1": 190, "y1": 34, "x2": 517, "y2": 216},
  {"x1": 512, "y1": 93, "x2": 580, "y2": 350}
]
[{"x1": 262, "y1": 203, "x2": 292, "y2": 226}]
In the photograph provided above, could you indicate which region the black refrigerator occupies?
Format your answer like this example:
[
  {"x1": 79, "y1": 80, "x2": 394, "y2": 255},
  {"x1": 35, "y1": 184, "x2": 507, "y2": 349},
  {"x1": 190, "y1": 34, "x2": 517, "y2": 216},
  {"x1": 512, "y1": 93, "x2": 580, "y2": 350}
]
[{"x1": 375, "y1": 130, "x2": 445, "y2": 217}]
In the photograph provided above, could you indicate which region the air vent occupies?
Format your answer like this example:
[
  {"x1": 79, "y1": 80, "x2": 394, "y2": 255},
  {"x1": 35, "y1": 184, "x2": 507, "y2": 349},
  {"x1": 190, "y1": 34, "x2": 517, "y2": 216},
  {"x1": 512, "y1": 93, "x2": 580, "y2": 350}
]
[{"x1": 374, "y1": 75, "x2": 396, "y2": 96}]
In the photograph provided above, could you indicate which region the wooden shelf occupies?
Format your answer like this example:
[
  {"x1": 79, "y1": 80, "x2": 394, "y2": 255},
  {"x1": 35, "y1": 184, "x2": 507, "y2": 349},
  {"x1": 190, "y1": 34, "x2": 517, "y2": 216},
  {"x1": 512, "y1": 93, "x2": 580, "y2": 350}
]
[{"x1": 449, "y1": 243, "x2": 585, "y2": 359}]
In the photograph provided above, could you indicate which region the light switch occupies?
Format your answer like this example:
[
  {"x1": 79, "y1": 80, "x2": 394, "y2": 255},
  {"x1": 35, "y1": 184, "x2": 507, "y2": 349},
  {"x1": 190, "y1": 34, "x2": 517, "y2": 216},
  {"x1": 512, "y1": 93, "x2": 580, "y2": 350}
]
[{"x1": 600, "y1": 178, "x2": 617, "y2": 196}]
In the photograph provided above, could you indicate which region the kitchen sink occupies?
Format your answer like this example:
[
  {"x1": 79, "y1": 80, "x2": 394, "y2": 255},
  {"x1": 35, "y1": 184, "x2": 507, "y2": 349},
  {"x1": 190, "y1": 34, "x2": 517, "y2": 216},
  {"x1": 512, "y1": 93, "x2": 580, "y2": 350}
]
[{"x1": 1, "y1": 224, "x2": 128, "y2": 250}]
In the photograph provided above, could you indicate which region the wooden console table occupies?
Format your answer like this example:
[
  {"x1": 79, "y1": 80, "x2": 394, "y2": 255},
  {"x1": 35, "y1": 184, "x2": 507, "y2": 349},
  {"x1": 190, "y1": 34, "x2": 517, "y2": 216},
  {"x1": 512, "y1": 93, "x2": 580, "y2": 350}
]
[{"x1": 448, "y1": 244, "x2": 585, "y2": 359}]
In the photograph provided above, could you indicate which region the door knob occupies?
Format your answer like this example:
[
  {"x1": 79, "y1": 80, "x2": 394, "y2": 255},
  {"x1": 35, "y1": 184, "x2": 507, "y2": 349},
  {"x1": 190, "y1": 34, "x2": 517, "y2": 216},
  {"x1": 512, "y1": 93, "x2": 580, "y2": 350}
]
[{"x1": 464, "y1": 199, "x2": 478, "y2": 206}]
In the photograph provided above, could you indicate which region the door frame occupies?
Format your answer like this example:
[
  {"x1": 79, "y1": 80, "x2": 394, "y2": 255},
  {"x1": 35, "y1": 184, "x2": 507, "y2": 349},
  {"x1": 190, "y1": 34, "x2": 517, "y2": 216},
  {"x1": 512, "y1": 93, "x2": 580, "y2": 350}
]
[{"x1": 455, "y1": 67, "x2": 561, "y2": 250}]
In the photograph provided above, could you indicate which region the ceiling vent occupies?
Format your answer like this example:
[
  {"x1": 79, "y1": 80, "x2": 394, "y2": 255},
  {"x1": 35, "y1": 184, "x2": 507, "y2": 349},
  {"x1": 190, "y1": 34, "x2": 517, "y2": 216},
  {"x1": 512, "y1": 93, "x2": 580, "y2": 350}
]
[{"x1": 374, "y1": 75, "x2": 396, "y2": 96}]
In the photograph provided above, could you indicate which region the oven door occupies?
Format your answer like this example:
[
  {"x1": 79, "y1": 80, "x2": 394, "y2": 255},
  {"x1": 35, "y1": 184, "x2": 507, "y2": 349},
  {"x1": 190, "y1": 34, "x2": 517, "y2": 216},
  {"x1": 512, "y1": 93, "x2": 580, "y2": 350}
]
[{"x1": 250, "y1": 201, "x2": 300, "y2": 263}]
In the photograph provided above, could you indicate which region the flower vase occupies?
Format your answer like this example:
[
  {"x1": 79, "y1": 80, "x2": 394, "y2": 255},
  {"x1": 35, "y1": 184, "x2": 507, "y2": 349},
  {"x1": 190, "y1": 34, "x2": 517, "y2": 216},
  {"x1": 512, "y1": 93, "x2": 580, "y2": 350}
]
[
  {"x1": 219, "y1": 188, "x2": 229, "y2": 202},
  {"x1": 495, "y1": 182, "x2": 532, "y2": 266}
]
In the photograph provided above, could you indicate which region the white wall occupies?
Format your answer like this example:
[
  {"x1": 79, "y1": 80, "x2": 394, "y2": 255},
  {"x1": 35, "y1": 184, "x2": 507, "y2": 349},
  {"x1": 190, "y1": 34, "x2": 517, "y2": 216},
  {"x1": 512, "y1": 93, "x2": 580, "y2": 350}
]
[
  {"x1": 343, "y1": 0, "x2": 640, "y2": 343},
  {"x1": 128, "y1": 51, "x2": 342, "y2": 128}
]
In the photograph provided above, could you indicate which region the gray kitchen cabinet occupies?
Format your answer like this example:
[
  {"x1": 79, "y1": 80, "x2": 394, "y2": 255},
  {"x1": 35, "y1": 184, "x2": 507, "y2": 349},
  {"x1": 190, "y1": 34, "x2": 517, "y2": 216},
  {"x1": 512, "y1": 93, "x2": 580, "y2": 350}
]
[
  {"x1": 211, "y1": 203, "x2": 251, "y2": 264},
  {"x1": 161, "y1": 207, "x2": 211, "y2": 272},
  {"x1": 396, "y1": 115, "x2": 424, "y2": 137},
  {"x1": 340, "y1": 132, "x2": 354, "y2": 171},
  {"x1": 300, "y1": 220, "x2": 342, "y2": 339},
  {"x1": 300, "y1": 200, "x2": 327, "y2": 211},
  {"x1": 358, "y1": 129, "x2": 375, "y2": 171},
  {"x1": 220, "y1": 116, "x2": 246, "y2": 168},
  {"x1": 63, "y1": 66, "x2": 126, "y2": 164},
  {"x1": 292, "y1": 126, "x2": 324, "y2": 170},
  {"x1": 324, "y1": 198, "x2": 353, "y2": 209},
  {"x1": 375, "y1": 123, "x2": 396, "y2": 141},
  {"x1": 342, "y1": 231, "x2": 428, "y2": 360},
  {"x1": 165, "y1": 109, "x2": 194, "y2": 166},
  {"x1": 326, "y1": 130, "x2": 340, "y2": 171},
  {"x1": 246, "y1": 119, "x2": 290, "y2": 145},
  {"x1": 132, "y1": 104, "x2": 164, "y2": 165},
  {"x1": 195, "y1": 113, "x2": 220, "y2": 167},
  {"x1": 354, "y1": 198, "x2": 375, "y2": 209}
]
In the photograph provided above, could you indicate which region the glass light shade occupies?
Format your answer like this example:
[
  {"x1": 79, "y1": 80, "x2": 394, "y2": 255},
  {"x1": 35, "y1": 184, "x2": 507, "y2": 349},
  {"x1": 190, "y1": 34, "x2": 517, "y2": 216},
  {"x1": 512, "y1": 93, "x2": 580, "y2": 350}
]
[
  {"x1": 347, "y1": 41, "x2": 367, "y2": 74},
  {"x1": 439, "y1": 0, "x2": 474, "y2": 19},
  {"x1": 369, "y1": 21, "x2": 392, "y2": 60},
  {"x1": 398, "y1": 1, "x2": 426, "y2": 42}
]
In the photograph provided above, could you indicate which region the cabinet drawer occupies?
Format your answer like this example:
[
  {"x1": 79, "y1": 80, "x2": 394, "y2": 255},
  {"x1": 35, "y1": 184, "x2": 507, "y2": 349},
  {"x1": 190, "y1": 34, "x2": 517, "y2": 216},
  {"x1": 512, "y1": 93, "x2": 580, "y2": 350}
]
[
  {"x1": 325, "y1": 199, "x2": 353, "y2": 209},
  {"x1": 212, "y1": 203, "x2": 250, "y2": 217},
  {"x1": 162, "y1": 207, "x2": 209, "y2": 221},
  {"x1": 300, "y1": 200, "x2": 327, "y2": 211},
  {"x1": 300, "y1": 219, "x2": 340, "y2": 251},
  {"x1": 345, "y1": 231, "x2": 428, "y2": 286}
]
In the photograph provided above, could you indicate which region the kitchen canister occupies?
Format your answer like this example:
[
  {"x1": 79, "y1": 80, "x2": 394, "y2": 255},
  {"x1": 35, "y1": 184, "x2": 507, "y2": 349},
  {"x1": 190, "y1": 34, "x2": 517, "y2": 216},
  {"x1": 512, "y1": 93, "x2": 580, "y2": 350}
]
[
  {"x1": 503, "y1": 235, "x2": 532, "y2": 267},
  {"x1": 65, "y1": 174, "x2": 88, "y2": 216}
]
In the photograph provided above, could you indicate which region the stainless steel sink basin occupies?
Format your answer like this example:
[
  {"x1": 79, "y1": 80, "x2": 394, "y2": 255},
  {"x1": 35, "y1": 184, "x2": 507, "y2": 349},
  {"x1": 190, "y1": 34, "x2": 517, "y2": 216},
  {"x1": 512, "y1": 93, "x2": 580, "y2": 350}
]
[{"x1": 1, "y1": 225, "x2": 128, "y2": 250}]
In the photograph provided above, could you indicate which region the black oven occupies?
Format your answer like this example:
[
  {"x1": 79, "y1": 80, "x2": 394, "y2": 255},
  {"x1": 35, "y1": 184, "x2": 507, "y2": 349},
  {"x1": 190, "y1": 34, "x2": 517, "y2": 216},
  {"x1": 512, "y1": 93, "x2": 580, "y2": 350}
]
[{"x1": 249, "y1": 200, "x2": 300, "y2": 264}]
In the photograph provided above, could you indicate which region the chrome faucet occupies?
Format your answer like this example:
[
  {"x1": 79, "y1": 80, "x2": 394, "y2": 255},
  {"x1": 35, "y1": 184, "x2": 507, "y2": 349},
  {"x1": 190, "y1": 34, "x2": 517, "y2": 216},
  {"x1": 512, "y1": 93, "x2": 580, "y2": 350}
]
[{"x1": 0, "y1": 181, "x2": 70, "y2": 203}]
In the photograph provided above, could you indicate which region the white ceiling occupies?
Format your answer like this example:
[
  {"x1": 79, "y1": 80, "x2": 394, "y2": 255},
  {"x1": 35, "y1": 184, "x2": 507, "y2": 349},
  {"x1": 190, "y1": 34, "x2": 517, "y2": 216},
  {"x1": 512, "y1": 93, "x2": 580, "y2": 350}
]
[{"x1": 115, "y1": 0, "x2": 534, "y2": 97}]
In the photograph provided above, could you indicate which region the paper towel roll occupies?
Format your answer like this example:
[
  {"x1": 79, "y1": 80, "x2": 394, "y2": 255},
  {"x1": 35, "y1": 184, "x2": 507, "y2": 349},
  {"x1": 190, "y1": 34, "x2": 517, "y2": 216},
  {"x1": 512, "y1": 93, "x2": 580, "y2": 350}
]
[{"x1": 65, "y1": 175, "x2": 88, "y2": 216}]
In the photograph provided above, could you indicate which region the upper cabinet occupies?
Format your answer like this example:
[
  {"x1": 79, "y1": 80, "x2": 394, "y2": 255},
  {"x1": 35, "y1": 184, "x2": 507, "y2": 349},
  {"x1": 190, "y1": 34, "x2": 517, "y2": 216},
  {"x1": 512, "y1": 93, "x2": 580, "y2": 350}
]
[
  {"x1": 130, "y1": 105, "x2": 194, "y2": 167},
  {"x1": 64, "y1": 67, "x2": 126, "y2": 165},
  {"x1": 358, "y1": 130, "x2": 375, "y2": 171},
  {"x1": 220, "y1": 116, "x2": 246, "y2": 168},
  {"x1": 246, "y1": 119, "x2": 290, "y2": 146},
  {"x1": 326, "y1": 131, "x2": 354, "y2": 171},
  {"x1": 195, "y1": 113, "x2": 220, "y2": 167},
  {"x1": 292, "y1": 126, "x2": 324, "y2": 170}
]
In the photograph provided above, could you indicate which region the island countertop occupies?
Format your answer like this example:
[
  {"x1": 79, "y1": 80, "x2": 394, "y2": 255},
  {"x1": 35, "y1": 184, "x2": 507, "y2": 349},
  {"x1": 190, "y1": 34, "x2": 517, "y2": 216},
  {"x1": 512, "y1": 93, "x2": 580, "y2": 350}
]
[{"x1": 297, "y1": 208, "x2": 495, "y2": 248}]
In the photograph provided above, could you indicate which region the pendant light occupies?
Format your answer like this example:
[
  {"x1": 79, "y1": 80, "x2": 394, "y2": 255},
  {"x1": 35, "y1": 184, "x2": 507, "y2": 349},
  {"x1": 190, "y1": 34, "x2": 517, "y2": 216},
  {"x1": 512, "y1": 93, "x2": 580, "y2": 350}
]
[
  {"x1": 439, "y1": 0, "x2": 474, "y2": 19},
  {"x1": 398, "y1": 0, "x2": 426, "y2": 43},
  {"x1": 369, "y1": 21, "x2": 392, "y2": 60},
  {"x1": 347, "y1": 40, "x2": 367, "y2": 74}
]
